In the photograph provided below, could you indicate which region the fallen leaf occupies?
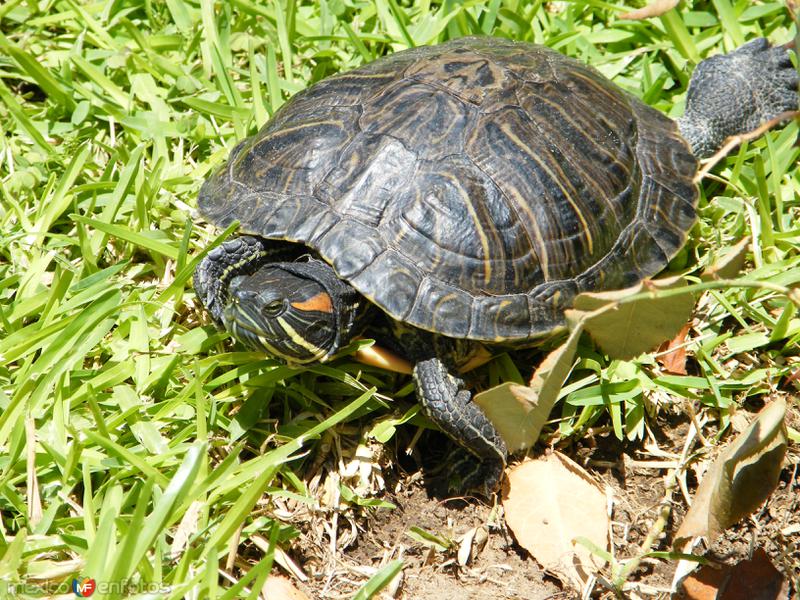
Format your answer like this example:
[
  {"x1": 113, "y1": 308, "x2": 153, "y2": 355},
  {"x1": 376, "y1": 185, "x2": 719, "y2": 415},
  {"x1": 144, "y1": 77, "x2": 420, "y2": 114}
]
[
  {"x1": 475, "y1": 324, "x2": 581, "y2": 451},
  {"x1": 261, "y1": 575, "x2": 311, "y2": 600},
  {"x1": 503, "y1": 453, "x2": 609, "y2": 591},
  {"x1": 170, "y1": 500, "x2": 203, "y2": 559},
  {"x1": 566, "y1": 275, "x2": 694, "y2": 361},
  {"x1": 657, "y1": 322, "x2": 691, "y2": 375},
  {"x1": 528, "y1": 323, "x2": 582, "y2": 399},
  {"x1": 681, "y1": 563, "x2": 727, "y2": 600},
  {"x1": 474, "y1": 383, "x2": 542, "y2": 452},
  {"x1": 701, "y1": 237, "x2": 750, "y2": 281},
  {"x1": 729, "y1": 412, "x2": 750, "y2": 434},
  {"x1": 784, "y1": 367, "x2": 800, "y2": 386},
  {"x1": 721, "y1": 548, "x2": 787, "y2": 600},
  {"x1": 681, "y1": 548, "x2": 787, "y2": 600},
  {"x1": 674, "y1": 399, "x2": 787, "y2": 546},
  {"x1": 457, "y1": 527, "x2": 477, "y2": 566},
  {"x1": 253, "y1": 536, "x2": 308, "y2": 582},
  {"x1": 620, "y1": 0, "x2": 678, "y2": 19}
]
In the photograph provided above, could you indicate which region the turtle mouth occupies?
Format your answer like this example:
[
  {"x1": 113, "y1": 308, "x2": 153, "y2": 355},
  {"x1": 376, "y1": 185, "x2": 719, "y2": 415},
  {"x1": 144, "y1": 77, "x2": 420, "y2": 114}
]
[
  {"x1": 224, "y1": 306, "x2": 266, "y2": 337},
  {"x1": 222, "y1": 303, "x2": 330, "y2": 364},
  {"x1": 223, "y1": 303, "x2": 280, "y2": 352}
]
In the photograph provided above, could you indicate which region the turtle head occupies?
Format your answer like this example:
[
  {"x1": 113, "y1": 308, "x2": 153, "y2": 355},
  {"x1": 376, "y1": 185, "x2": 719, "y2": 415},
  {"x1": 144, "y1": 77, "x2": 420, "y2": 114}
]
[
  {"x1": 224, "y1": 263, "x2": 339, "y2": 363},
  {"x1": 196, "y1": 243, "x2": 361, "y2": 364}
]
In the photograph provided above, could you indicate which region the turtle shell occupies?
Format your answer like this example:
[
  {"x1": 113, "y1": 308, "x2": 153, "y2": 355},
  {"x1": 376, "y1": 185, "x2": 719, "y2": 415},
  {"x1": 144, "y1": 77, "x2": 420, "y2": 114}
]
[{"x1": 198, "y1": 36, "x2": 698, "y2": 342}]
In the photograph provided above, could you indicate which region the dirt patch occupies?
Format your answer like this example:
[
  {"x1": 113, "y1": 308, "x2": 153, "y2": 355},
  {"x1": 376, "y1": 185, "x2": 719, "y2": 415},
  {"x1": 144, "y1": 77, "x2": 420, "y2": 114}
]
[
  {"x1": 276, "y1": 404, "x2": 799, "y2": 599},
  {"x1": 285, "y1": 487, "x2": 567, "y2": 599},
  {"x1": 350, "y1": 486, "x2": 562, "y2": 599},
  {"x1": 284, "y1": 430, "x2": 565, "y2": 599}
]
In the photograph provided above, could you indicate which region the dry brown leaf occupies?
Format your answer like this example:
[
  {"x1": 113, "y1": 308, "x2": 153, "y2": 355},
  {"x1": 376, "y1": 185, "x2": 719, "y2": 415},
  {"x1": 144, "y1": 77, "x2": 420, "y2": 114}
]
[
  {"x1": 674, "y1": 399, "x2": 787, "y2": 546},
  {"x1": 620, "y1": 0, "x2": 678, "y2": 20},
  {"x1": 170, "y1": 500, "x2": 203, "y2": 559},
  {"x1": 657, "y1": 322, "x2": 690, "y2": 375},
  {"x1": 566, "y1": 275, "x2": 694, "y2": 361},
  {"x1": 457, "y1": 527, "x2": 477, "y2": 566},
  {"x1": 25, "y1": 416, "x2": 42, "y2": 527},
  {"x1": 475, "y1": 324, "x2": 581, "y2": 451},
  {"x1": 261, "y1": 575, "x2": 311, "y2": 600},
  {"x1": 681, "y1": 564, "x2": 727, "y2": 600},
  {"x1": 729, "y1": 412, "x2": 751, "y2": 434},
  {"x1": 701, "y1": 237, "x2": 750, "y2": 281},
  {"x1": 503, "y1": 453, "x2": 608, "y2": 591},
  {"x1": 680, "y1": 549, "x2": 787, "y2": 600},
  {"x1": 720, "y1": 548, "x2": 787, "y2": 600}
]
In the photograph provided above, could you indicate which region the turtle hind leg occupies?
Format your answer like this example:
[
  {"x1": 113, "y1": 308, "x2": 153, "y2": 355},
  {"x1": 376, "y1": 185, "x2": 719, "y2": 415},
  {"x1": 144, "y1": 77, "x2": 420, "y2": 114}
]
[
  {"x1": 678, "y1": 38, "x2": 798, "y2": 158},
  {"x1": 413, "y1": 356, "x2": 507, "y2": 497}
]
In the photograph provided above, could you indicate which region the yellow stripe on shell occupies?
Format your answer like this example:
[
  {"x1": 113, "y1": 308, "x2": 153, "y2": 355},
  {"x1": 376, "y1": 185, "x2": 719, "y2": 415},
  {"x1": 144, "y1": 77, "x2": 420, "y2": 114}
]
[
  {"x1": 500, "y1": 122, "x2": 594, "y2": 257},
  {"x1": 441, "y1": 171, "x2": 494, "y2": 286}
]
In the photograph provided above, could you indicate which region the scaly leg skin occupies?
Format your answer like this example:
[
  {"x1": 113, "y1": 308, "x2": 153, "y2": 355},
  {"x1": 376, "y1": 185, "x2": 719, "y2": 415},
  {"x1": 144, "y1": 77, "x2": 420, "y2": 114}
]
[
  {"x1": 678, "y1": 38, "x2": 799, "y2": 158},
  {"x1": 413, "y1": 356, "x2": 507, "y2": 497}
]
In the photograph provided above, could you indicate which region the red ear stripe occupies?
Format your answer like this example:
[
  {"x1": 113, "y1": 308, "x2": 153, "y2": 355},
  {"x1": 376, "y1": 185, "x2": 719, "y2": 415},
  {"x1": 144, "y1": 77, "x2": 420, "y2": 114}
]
[{"x1": 291, "y1": 292, "x2": 334, "y2": 313}]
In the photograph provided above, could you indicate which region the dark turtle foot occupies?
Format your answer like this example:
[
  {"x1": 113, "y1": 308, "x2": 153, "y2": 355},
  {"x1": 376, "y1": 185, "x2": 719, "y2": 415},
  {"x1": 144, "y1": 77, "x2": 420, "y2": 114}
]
[
  {"x1": 444, "y1": 447, "x2": 506, "y2": 497},
  {"x1": 678, "y1": 38, "x2": 799, "y2": 158},
  {"x1": 413, "y1": 356, "x2": 507, "y2": 497}
]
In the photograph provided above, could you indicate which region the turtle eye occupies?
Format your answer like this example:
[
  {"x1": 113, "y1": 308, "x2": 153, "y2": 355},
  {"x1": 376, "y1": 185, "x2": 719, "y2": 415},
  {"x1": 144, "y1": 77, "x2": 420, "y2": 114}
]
[{"x1": 263, "y1": 299, "x2": 286, "y2": 318}]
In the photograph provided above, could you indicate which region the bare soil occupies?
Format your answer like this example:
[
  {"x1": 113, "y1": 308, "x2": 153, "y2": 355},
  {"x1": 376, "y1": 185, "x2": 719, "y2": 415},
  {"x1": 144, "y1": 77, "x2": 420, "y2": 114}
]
[{"x1": 281, "y1": 405, "x2": 800, "y2": 599}]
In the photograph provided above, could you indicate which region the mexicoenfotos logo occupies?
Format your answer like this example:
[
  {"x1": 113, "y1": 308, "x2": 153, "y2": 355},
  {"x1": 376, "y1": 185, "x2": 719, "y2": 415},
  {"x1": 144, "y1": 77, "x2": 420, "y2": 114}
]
[{"x1": 72, "y1": 577, "x2": 96, "y2": 597}]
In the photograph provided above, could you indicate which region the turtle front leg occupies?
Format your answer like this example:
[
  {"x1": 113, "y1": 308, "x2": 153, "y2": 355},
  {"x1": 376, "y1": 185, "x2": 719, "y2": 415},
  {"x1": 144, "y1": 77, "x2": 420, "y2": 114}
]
[
  {"x1": 413, "y1": 356, "x2": 507, "y2": 496},
  {"x1": 678, "y1": 38, "x2": 798, "y2": 158}
]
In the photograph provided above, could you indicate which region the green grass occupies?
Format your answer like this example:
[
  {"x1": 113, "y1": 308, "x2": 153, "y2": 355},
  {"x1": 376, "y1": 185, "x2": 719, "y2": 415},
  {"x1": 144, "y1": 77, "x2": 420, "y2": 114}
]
[{"x1": 0, "y1": 0, "x2": 798, "y2": 598}]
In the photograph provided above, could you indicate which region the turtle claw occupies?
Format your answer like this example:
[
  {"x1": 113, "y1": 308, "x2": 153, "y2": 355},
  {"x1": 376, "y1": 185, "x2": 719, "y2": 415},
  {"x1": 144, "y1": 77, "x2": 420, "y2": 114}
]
[
  {"x1": 769, "y1": 45, "x2": 794, "y2": 69},
  {"x1": 438, "y1": 447, "x2": 504, "y2": 498},
  {"x1": 751, "y1": 40, "x2": 799, "y2": 118}
]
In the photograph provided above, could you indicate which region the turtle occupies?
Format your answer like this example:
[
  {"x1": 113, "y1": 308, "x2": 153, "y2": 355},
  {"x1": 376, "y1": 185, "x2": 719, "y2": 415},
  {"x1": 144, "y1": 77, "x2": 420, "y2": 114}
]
[{"x1": 194, "y1": 35, "x2": 798, "y2": 495}]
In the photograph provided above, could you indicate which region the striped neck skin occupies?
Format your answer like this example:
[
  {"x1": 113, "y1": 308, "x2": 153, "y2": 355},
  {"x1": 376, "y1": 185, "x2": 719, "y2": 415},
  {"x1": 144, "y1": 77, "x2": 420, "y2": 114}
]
[{"x1": 221, "y1": 259, "x2": 360, "y2": 365}]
